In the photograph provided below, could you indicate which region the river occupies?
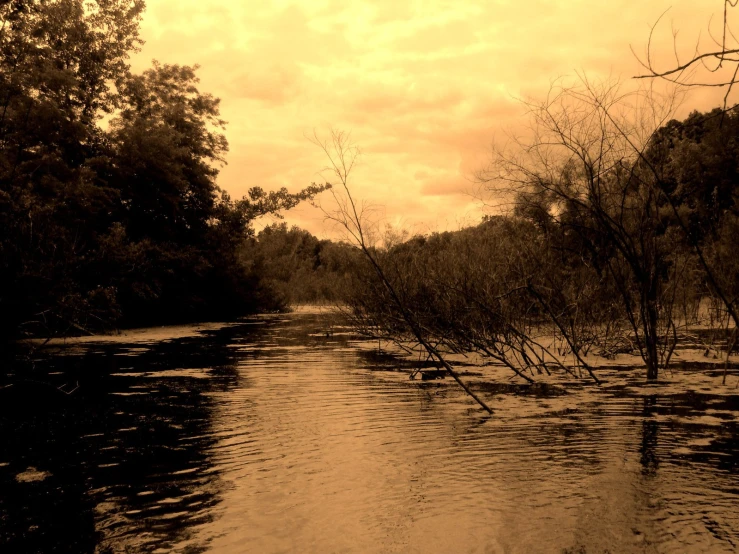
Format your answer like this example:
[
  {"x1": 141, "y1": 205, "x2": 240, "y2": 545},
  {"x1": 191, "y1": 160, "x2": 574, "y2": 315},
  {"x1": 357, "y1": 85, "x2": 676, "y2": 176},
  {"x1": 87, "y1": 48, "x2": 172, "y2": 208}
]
[{"x1": 1, "y1": 308, "x2": 738, "y2": 553}]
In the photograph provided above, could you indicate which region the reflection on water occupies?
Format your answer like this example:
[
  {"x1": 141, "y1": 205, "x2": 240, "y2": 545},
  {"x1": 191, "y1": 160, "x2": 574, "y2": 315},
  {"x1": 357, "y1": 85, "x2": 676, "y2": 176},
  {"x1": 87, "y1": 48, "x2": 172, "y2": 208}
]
[
  {"x1": 1, "y1": 310, "x2": 738, "y2": 553},
  {"x1": 641, "y1": 396, "x2": 659, "y2": 475}
]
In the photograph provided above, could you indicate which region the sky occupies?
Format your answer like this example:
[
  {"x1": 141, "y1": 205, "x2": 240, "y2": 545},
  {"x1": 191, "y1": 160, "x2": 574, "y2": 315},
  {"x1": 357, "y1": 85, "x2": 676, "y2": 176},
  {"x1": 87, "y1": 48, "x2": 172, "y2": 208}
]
[{"x1": 130, "y1": 0, "x2": 735, "y2": 239}]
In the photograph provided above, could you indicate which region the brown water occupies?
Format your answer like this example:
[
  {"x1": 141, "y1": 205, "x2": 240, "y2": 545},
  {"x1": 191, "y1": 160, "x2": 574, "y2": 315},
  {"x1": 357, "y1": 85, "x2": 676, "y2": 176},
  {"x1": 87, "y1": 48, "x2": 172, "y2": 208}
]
[{"x1": 1, "y1": 309, "x2": 738, "y2": 553}]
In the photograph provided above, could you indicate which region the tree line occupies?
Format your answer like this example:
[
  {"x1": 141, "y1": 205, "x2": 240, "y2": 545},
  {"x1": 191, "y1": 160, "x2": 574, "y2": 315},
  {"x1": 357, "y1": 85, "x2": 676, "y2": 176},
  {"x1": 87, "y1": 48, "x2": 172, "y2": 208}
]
[{"x1": 239, "y1": 222, "x2": 359, "y2": 306}]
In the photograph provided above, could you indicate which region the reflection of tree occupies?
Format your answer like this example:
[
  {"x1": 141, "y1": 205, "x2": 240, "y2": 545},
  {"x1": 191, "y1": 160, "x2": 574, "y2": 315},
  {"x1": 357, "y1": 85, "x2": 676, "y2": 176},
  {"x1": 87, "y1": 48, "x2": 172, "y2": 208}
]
[
  {"x1": 639, "y1": 396, "x2": 660, "y2": 475},
  {"x1": 527, "y1": 418, "x2": 607, "y2": 470},
  {"x1": 0, "y1": 323, "x2": 256, "y2": 553}
]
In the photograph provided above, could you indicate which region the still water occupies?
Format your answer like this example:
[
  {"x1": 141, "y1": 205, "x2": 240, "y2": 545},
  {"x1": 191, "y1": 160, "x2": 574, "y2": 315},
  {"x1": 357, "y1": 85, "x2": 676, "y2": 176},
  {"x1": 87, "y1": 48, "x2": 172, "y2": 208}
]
[{"x1": 1, "y1": 308, "x2": 738, "y2": 553}]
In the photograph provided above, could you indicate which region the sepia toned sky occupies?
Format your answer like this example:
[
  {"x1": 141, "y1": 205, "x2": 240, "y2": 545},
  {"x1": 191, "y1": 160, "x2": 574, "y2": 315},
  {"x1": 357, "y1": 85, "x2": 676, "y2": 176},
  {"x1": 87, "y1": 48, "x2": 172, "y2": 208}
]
[{"x1": 130, "y1": 0, "x2": 732, "y2": 238}]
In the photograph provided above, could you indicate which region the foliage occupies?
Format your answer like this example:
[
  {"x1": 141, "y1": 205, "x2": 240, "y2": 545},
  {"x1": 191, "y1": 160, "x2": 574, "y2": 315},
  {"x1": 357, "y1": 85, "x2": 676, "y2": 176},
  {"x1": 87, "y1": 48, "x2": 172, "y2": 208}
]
[
  {"x1": 0, "y1": 1, "x2": 328, "y2": 341},
  {"x1": 240, "y1": 222, "x2": 360, "y2": 305}
]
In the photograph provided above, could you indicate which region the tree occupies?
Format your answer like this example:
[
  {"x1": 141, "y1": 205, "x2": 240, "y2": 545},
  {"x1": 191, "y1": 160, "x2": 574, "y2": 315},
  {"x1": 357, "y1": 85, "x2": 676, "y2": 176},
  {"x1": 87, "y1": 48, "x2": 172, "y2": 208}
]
[
  {"x1": 0, "y1": 0, "x2": 145, "y2": 338},
  {"x1": 109, "y1": 62, "x2": 228, "y2": 242},
  {"x1": 0, "y1": 1, "x2": 330, "y2": 341},
  {"x1": 478, "y1": 77, "x2": 689, "y2": 380},
  {"x1": 635, "y1": 1, "x2": 739, "y2": 107},
  {"x1": 237, "y1": 222, "x2": 357, "y2": 305},
  {"x1": 345, "y1": 217, "x2": 599, "y2": 384},
  {"x1": 313, "y1": 129, "x2": 495, "y2": 413},
  {"x1": 102, "y1": 63, "x2": 330, "y2": 324},
  {"x1": 643, "y1": 107, "x2": 739, "y2": 380},
  {"x1": 635, "y1": 2, "x2": 739, "y2": 380}
]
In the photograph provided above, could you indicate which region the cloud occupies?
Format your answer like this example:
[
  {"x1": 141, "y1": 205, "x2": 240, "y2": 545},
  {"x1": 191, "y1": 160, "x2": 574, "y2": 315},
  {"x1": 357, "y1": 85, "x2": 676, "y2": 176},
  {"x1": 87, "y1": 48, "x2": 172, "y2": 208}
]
[
  {"x1": 228, "y1": 63, "x2": 303, "y2": 105},
  {"x1": 419, "y1": 175, "x2": 475, "y2": 197},
  {"x1": 131, "y1": 0, "x2": 729, "y2": 238}
]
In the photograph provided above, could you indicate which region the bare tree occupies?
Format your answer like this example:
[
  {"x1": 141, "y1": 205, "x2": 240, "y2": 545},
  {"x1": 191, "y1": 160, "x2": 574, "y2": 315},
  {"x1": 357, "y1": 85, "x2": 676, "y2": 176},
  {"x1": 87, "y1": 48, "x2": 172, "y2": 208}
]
[
  {"x1": 634, "y1": 1, "x2": 739, "y2": 108},
  {"x1": 310, "y1": 129, "x2": 495, "y2": 414},
  {"x1": 478, "y1": 76, "x2": 692, "y2": 380},
  {"x1": 634, "y1": 2, "x2": 739, "y2": 380}
]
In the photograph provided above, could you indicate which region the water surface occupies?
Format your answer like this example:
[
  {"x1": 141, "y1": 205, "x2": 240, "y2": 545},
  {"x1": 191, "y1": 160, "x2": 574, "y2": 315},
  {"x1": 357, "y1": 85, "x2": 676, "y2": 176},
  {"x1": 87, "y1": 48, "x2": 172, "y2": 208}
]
[{"x1": 1, "y1": 309, "x2": 738, "y2": 553}]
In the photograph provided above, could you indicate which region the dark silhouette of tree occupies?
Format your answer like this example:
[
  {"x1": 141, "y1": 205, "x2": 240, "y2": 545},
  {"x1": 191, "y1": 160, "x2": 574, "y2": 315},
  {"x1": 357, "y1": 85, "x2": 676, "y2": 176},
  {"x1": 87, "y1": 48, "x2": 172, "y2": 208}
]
[
  {"x1": 0, "y1": 0, "x2": 146, "y2": 337},
  {"x1": 634, "y1": 1, "x2": 739, "y2": 108},
  {"x1": 479, "y1": 78, "x2": 689, "y2": 380},
  {"x1": 239, "y1": 222, "x2": 358, "y2": 305},
  {"x1": 0, "y1": 1, "x2": 329, "y2": 342}
]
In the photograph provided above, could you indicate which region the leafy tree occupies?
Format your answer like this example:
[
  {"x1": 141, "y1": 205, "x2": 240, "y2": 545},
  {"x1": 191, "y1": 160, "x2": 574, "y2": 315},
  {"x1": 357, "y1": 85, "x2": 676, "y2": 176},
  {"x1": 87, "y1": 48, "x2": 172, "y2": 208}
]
[
  {"x1": 241, "y1": 222, "x2": 356, "y2": 305},
  {"x1": 109, "y1": 62, "x2": 227, "y2": 242},
  {"x1": 645, "y1": 107, "x2": 739, "y2": 336},
  {"x1": 646, "y1": 108, "x2": 739, "y2": 240},
  {"x1": 0, "y1": 1, "x2": 330, "y2": 341},
  {"x1": 0, "y1": 0, "x2": 144, "y2": 337}
]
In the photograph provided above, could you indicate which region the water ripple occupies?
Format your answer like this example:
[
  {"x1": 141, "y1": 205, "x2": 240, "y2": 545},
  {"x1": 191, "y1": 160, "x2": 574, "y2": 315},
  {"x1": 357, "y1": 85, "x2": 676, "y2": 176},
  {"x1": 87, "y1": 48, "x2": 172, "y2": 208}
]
[{"x1": 1, "y1": 312, "x2": 738, "y2": 553}]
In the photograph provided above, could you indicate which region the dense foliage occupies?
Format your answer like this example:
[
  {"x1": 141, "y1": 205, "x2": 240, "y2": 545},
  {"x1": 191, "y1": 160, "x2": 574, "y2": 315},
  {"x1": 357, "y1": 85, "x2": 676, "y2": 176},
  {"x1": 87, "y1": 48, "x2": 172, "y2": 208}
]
[
  {"x1": 239, "y1": 223, "x2": 359, "y2": 306},
  {"x1": 0, "y1": 1, "x2": 326, "y2": 340}
]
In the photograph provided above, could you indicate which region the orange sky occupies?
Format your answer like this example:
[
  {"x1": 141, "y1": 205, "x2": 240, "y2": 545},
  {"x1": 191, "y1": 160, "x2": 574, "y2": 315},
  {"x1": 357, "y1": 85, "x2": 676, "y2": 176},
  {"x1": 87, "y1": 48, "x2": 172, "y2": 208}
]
[{"x1": 130, "y1": 0, "x2": 734, "y2": 238}]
